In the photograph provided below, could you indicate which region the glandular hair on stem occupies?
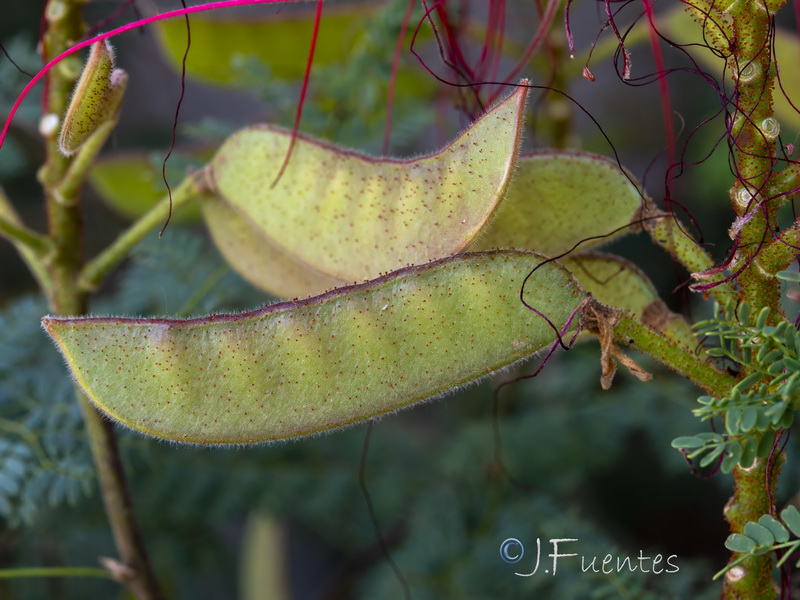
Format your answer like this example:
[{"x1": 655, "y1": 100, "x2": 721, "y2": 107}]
[
  {"x1": 726, "y1": 565, "x2": 746, "y2": 582},
  {"x1": 739, "y1": 62, "x2": 759, "y2": 82},
  {"x1": 734, "y1": 186, "x2": 755, "y2": 209},
  {"x1": 760, "y1": 117, "x2": 780, "y2": 140}
]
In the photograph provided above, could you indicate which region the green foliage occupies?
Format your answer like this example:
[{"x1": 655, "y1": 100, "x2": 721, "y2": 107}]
[
  {"x1": 0, "y1": 296, "x2": 94, "y2": 526},
  {"x1": 672, "y1": 302, "x2": 799, "y2": 472},
  {"x1": 718, "y1": 506, "x2": 800, "y2": 579}
]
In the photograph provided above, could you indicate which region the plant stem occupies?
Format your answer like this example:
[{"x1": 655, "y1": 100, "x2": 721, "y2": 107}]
[
  {"x1": 722, "y1": 456, "x2": 784, "y2": 598},
  {"x1": 721, "y1": 0, "x2": 787, "y2": 595},
  {"x1": 57, "y1": 119, "x2": 119, "y2": 202},
  {"x1": 0, "y1": 188, "x2": 54, "y2": 298},
  {"x1": 0, "y1": 567, "x2": 113, "y2": 580},
  {"x1": 0, "y1": 211, "x2": 51, "y2": 256},
  {"x1": 640, "y1": 207, "x2": 739, "y2": 306},
  {"x1": 38, "y1": 2, "x2": 164, "y2": 599},
  {"x1": 612, "y1": 312, "x2": 737, "y2": 398},
  {"x1": 78, "y1": 173, "x2": 204, "y2": 291}
]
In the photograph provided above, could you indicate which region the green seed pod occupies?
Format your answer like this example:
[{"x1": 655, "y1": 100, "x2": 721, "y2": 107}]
[
  {"x1": 470, "y1": 151, "x2": 643, "y2": 256},
  {"x1": 59, "y1": 40, "x2": 128, "y2": 156},
  {"x1": 207, "y1": 85, "x2": 529, "y2": 284},
  {"x1": 202, "y1": 193, "x2": 344, "y2": 299},
  {"x1": 42, "y1": 250, "x2": 586, "y2": 444}
]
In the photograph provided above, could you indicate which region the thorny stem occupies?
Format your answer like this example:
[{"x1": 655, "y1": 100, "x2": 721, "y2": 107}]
[
  {"x1": 721, "y1": 0, "x2": 787, "y2": 595},
  {"x1": 38, "y1": 2, "x2": 164, "y2": 599},
  {"x1": 640, "y1": 207, "x2": 739, "y2": 306}
]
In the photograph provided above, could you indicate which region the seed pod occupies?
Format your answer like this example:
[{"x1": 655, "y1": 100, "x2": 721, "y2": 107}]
[
  {"x1": 207, "y1": 85, "x2": 529, "y2": 284},
  {"x1": 470, "y1": 151, "x2": 643, "y2": 256},
  {"x1": 59, "y1": 41, "x2": 128, "y2": 156},
  {"x1": 202, "y1": 193, "x2": 344, "y2": 299},
  {"x1": 43, "y1": 250, "x2": 585, "y2": 444}
]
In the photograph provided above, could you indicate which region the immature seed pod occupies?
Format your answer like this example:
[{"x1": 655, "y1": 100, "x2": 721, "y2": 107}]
[
  {"x1": 43, "y1": 250, "x2": 586, "y2": 444},
  {"x1": 58, "y1": 40, "x2": 128, "y2": 156},
  {"x1": 207, "y1": 84, "x2": 529, "y2": 284},
  {"x1": 469, "y1": 151, "x2": 643, "y2": 256}
]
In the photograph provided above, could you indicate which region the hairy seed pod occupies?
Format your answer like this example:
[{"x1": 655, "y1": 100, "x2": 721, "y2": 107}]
[
  {"x1": 58, "y1": 41, "x2": 128, "y2": 156},
  {"x1": 43, "y1": 251, "x2": 586, "y2": 444}
]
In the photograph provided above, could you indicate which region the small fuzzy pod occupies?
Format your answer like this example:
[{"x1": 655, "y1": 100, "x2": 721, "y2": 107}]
[
  {"x1": 58, "y1": 40, "x2": 128, "y2": 156},
  {"x1": 42, "y1": 250, "x2": 585, "y2": 444}
]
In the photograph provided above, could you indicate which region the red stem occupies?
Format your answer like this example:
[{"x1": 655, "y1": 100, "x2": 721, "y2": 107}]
[
  {"x1": 271, "y1": 0, "x2": 324, "y2": 187},
  {"x1": 383, "y1": 0, "x2": 418, "y2": 155},
  {"x1": 641, "y1": 0, "x2": 675, "y2": 166}
]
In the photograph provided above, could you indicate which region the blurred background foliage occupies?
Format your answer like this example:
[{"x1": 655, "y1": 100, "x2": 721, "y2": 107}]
[{"x1": 2, "y1": 0, "x2": 800, "y2": 598}]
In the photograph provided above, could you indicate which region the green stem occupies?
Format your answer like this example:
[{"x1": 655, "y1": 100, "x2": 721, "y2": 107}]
[
  {"x1": 0, "y1": 214, "x2": 51, "y2": 256},
  {"x1": 612, "y1": 312, "x2": 737, "y2": 398},
  {"x1": 79, "y1": 174, "x2": 203, "y2": 291},
  {"x1": 38, "y1": 2, "x2": 165, "y2": 599},
  {"x1": 721, "y1": 455, "x2": 784, "y2": 598},
  {"x1": 0, "y1": 188, "x2": 53, "y2": 297},
  {"x1": 75, "y1": 385, "x2": 164, "y2": 600},
  {"x1": 641, "y1": 208, "x2": 738, "y2": 306},
  {"x1": 57, "y1": 119, "x2": 119, "y2": 203},
  {"x1": 755, "y1": 223, "x2": 800, "y2": 275},
  {"x1": 721, "y1": 0, "x2": 787, "y2": 595},
  {"x1": 0, "y1": 567, "x2": 114, "y2": 580}
]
